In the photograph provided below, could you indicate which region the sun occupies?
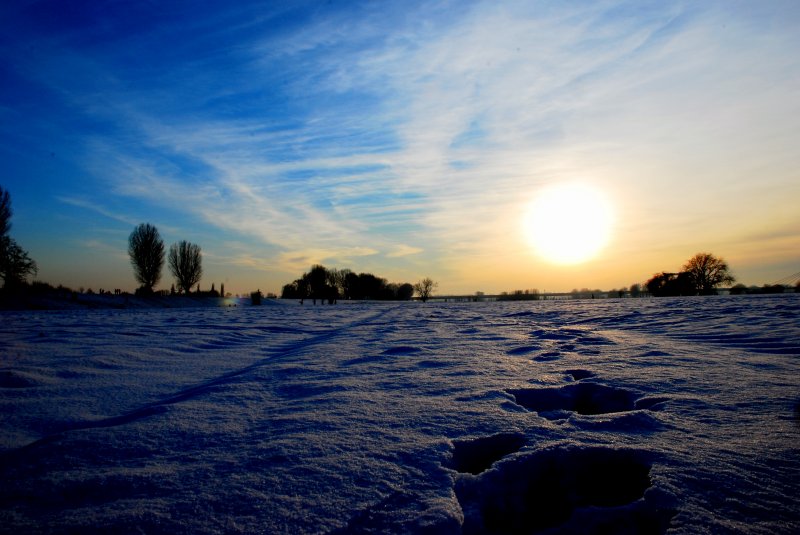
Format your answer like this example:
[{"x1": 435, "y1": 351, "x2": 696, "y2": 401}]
[{"x1": 523, "y1": 182, "x2": 614, "y2": 265}]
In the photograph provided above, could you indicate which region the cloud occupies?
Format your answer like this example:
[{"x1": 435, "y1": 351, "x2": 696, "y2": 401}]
[
  {"x1": 387, "y1": 244, "x2": 423, "y2": 258},
  {"x1": 276, "y1": 247, "x2": 379, "y2": 274},
  {"x1": 77, "y1": 239, "x2": 129, "y2": 263},
  {"x1": 57, "y1": 196, "x2": 139, "y2": 227}
]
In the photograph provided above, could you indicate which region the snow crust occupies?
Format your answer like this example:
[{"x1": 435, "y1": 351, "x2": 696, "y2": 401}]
[{"x1": 1, "y1": 295, "x2": 799, "y2": 533}]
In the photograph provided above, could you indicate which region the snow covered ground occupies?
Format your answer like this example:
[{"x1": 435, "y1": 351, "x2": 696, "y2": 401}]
[{"x1": 1, "y1": 295, "x2": 798, "y2": 534}]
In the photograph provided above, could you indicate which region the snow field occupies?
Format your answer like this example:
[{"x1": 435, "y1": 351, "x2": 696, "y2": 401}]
[{"x1": 1, "y1": 295, "x2": 799, "y2": 533}]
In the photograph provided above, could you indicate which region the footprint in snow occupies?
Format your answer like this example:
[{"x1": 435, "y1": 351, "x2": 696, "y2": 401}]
[
  {"x1": 449, "y1": 432, "x2": 526, "y2": 475},
  {"x1": 532, "y1": 351, "x2": 561, "y2": 362},
  {"x1": 507, "y1": 382, "x2": 669, "y2": 420},
  {"x1": 506, "y1": 345, "x2": 540, "y2": 356},
  {"x1": 564, "y1": 369, "x2": 595, "y2": 381},
  {"x1": 455, "y1": 445, "x2": 675, "y2": 534}
]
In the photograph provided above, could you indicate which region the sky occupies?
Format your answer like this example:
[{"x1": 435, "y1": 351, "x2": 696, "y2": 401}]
[{"x1": 1, "y1": 0, "x2": 799, "y2": 296}]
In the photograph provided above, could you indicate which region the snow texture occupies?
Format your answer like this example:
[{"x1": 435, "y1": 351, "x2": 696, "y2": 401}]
[{"x1": 1, "y1": 295, "x2": 799, "y2": 533}]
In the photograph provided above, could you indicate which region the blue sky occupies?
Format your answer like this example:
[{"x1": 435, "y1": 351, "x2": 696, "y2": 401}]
[{"x1": 2, "y1": 1, "x2": 799, "y2": 294}]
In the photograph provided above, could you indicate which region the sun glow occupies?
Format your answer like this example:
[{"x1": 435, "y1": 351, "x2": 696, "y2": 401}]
[{"x1": 524, "y1": 182, "x2": 614, "y2": 265}]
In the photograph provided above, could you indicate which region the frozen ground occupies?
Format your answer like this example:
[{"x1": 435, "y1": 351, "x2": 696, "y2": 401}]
[{"x1": 1, "y1": 295, "x2": 798, "y2": 534}]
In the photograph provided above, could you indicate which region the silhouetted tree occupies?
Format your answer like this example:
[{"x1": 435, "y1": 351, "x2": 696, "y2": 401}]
[
  {"x1": 168, "y1": 241, "x2": 202, "y2": 294},
  {"x1": 396, "y1": 282, "x2": 415, "y2": 301},
  {"x1": 128, "y1": 223, "x2": 164, "y2": 294},
  {"x1": 629, "y1": 283, "x2": 641, "y2": 297},
  {"x1": 498, "y1": 289, "x2": 541, "y2": 301},
  {"x1": 356, "y1": 273, "x2": 387, "y2": 300},
  {"x1": 335, "y1": 268, "x2": 354, "y2": 299},
  {"x1": 0, "y1": 186, "x2": 37, "y2": 289},
  {"x1": 760, "y1": 284, "x2": 786, "y2": 294},
  {"x1": 326, "y1": 268, "x2": 345, "y2": 304},
  {"x1": 730, "y1": 283, "x2": 748, "y2": 295},
  {"x1": 327, "y1": 268, "x2": 346, "y2": 297},
  {"x1": 343, "y1": 271, "x2": 359, "y2": 299},
  {"x1": 645, "y1": 272, "x2": 694, "y2": 297},
  {"x1": 1, "y1": 238, "x2": 38, "y2": 289},
  {"x1": 281, "y1": 266, "x2": 418, "y2": 302},
  {"x1": 682, "y1": 252, "x2": 735, "y2": 295},
  {"x1": 414, "y1": 277, "x2": 437, "y2": 302},
  {"x1": 305, "y1": 264, "x2": 329, "y2": 304},
  {"x1": 296, "y1": 278, "x2": 309, "y2": 301},
  {"x1": 281, "y1": 279, "x2": 304, "y2": 300},
  {"x1": 384, "y1": 283, "x2": 400, "y2": 300}
]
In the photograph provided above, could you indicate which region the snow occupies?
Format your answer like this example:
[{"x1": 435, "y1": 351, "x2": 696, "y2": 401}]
[{"x1": 1, "y1": 295, "x2": 799, "y2": 533}]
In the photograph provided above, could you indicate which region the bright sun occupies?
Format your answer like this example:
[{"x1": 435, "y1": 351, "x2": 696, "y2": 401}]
[{"x1": 523, "y1": 182, "x2": 614, "y2": 265}]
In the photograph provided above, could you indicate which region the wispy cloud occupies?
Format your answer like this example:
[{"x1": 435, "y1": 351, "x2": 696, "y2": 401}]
[
  {"x1": 276, "y1": 247, "x2": 380, "y2": 274},
  {"x1": 7, "y1": 0, "x2": 798, "y2": 290},
  {"x1": 58, "y1": 196, "x2": 140, "y2": 227},
  {"x1": 387, "y1": 244, "x2": 424, "y2": 258}
]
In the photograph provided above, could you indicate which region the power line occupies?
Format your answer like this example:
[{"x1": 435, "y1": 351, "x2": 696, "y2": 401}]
[{"x1": 772, "y1": 271, "x2": 800, "y2": 286}]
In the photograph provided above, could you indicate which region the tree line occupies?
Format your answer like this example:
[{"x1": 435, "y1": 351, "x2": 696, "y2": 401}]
[
  {"x1": 281, "y1": 265, "x2": 437, "y2": 303},
  {"x1": 495, "y1": 253, "x2": 742, "y2": 299},
  {"x1": 2, "y1": 186, "x2": 438, "y2": 303},
  {"x1": 3, "y1": 186, "x2": 791, "y2": 301}
]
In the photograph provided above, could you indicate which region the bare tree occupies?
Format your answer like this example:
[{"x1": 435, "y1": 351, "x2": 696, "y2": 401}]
[
  {"x1": 168, "y1": 241, "x2": 202, "y2": 294},
  {"x1": 413, "y1": 277, "x2": 437, "y2": 302},
  {"x1": 0, "y1": 186, "x2": 37, "y2": 289},
  {"x1": 128, "y1": 223, "x2": 164, "y2": 294},
  {"x1": 1, "y1": 238, "x2": 37, "y2": 288},
  {"x1": 682, "y1": 252, "x2": 735, "y2": 295}
]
